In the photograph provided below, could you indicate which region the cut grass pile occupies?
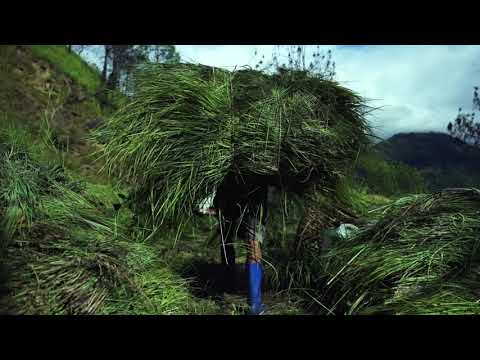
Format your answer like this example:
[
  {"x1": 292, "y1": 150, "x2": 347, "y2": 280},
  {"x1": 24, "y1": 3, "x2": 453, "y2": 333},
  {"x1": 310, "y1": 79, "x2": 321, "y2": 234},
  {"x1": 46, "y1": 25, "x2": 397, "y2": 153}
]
[{"x1": 285, "y1": 188, "x2": 480, "y2": 314}]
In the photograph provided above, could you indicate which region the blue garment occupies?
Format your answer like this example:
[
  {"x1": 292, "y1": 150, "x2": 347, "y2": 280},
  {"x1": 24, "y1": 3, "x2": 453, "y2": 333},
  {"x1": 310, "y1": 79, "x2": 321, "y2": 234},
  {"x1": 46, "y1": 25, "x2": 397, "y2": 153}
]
[{"x1": 247, "y1": 262, "x2": 266, "y2": 315}]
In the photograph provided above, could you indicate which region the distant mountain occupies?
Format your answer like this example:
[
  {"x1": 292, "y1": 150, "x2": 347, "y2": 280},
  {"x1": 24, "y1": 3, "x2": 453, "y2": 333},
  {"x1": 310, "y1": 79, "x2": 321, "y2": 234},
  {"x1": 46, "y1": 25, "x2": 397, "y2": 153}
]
[{"x1": 375, "y1": 132, "x2": 480, "y2": 191}]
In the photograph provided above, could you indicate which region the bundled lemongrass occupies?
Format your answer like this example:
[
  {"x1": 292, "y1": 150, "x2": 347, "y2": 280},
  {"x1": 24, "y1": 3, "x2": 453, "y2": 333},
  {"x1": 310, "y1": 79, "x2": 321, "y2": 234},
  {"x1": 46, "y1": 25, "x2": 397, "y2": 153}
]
[
  {"x1": 307, "y1": 188, "x2": 480, "y2": 315},
  {"x1": 95, "y1": 64, "x2": 235, "y2": 232},
  {"x1": 4, "y1": 233, "x2": 130, "y2": 315},
  {"x1": 0, "y1": 150, "x2": 42, "y2": 239},
  {"x1": 96, "y1": 63, "x2": 372, "y2": 232}
]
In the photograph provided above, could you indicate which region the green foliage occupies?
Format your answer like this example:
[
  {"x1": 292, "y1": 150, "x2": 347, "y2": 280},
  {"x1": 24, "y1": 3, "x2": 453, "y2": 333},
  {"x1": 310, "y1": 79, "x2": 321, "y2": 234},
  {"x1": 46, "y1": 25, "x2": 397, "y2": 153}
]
[
  {"x1": 260, "y1": 176, "x2": 392, "y2": 295},
  {"x1": 6, "y1": 232, "x2": 131, "y2": 315},
  {"x1": 29, "y1": 45, "x2": 102, "y2": 94},
  {"x1": 101, "y1": 258, "x2": 215, "y2": 315},
  {"x1": 0, "y1": 45, "x2": 107, "y2": 183},
  {"x1": 356, "y1": 151, "x2": 426, "y2": 196},
  {"x1": 448, "y1": 86, "x2": 480, "y2": 148},
  {"x1": 254, "y1": 46, "x2": 336, "y2": 80},
  {"x1": 104, "y1": 45, "x2": 182, "y2": 92},
  {"x1": 148, "y1": 45, "x2": 181, "y2": 64},
  {"x1": 330, "y1": 175, "x2": 391, "y2": 217},
  {"x1": 0, "y1": 121, "x2": 125, "y2": 314}
]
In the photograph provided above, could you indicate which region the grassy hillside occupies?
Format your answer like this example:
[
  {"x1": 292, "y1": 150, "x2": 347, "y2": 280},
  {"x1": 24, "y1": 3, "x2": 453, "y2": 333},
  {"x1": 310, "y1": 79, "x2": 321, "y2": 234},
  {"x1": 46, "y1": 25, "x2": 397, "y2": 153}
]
[
  {"x1": 0, "y1": 45, "x2": 224, "y2": 315},
  {"x1": 29, "y1": 46, "x2": 102, "y2": 94},
  {"x1": 0, "y1": 45, "x2": 108, "y2": 181}
]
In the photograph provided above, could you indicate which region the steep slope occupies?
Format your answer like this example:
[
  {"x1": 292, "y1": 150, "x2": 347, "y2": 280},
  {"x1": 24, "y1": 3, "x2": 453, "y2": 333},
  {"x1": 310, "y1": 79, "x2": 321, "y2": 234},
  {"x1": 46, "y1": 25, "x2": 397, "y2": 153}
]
[{"x1": 0, "y1": 45, "x2": 105, "y2": 179}]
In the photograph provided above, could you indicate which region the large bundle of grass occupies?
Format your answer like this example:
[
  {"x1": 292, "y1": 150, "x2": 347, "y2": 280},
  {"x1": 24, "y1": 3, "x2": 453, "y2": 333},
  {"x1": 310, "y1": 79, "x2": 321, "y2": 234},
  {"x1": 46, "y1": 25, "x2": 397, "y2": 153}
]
[
  {"x1": 96, "y1": 63, "x2": 371, "y2": 231},
  {"x1": 300, "y1": 188, "x2": 480, "y2": 315}
]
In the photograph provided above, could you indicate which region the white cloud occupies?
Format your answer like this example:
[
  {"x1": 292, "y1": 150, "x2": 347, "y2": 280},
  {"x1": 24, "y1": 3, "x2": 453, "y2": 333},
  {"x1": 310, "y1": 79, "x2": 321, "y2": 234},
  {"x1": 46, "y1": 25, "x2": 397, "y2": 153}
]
[
  {"x1": 176, "y1": 45, "x2": 480, "y2": 140},
  {"x1": 176, "y1": 45, "x2": 275, "y2": 70},
  {"x1": 333, "y1": 45, "x2": 480, "y2": 139}
]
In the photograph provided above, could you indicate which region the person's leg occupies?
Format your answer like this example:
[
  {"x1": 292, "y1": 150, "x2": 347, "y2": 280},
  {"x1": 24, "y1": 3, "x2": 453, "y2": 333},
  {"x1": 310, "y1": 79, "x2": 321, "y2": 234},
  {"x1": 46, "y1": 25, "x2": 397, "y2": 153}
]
[
  {"x1": 244, "y1": 188, "x2": 268, "y2": 315},
  {"x1": 245, "y1": 234, "x2": 265, "y2": 314}
]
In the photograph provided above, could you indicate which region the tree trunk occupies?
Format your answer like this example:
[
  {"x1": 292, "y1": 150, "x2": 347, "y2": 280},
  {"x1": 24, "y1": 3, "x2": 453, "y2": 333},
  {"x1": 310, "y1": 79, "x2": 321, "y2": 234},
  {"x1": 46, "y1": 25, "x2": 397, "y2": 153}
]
[
  {"x1": 102, "y1": 46, "x2": 110, "y2": 83},
  {"x1": 107, "y1": 47, "x2": 120, "y2": 90}
]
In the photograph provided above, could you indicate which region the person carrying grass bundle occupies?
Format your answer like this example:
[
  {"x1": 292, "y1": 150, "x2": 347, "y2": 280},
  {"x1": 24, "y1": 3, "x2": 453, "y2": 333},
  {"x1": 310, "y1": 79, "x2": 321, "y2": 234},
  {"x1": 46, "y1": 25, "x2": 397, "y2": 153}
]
[
  {"x1": 97, "y1": 62, "x2": 371, "y2": 316},
  {"x1": 206, "y1": 180, "x2": 361, "y2": 315},
  {"x1": 212, "y1": 175, "x2": 269, "y2": 315}
]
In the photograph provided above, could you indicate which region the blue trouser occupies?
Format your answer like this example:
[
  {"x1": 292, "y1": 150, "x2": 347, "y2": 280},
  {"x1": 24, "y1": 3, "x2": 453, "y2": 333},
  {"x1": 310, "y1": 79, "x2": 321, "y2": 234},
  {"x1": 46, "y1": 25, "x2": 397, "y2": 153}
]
[
  {"x1": 247, "y1": 262, "x2": 265, "y2": 315},
  {"x1": 220, "y1": 242, "x2": 265, "y2": 314}
]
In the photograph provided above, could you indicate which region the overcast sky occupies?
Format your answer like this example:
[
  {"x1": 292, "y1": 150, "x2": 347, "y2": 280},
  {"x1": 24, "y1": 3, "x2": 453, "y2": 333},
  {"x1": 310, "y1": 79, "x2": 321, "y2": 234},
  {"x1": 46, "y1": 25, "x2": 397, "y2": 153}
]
[{"x1": 175, "y1": 45, "x2": 480, "y2": 140}]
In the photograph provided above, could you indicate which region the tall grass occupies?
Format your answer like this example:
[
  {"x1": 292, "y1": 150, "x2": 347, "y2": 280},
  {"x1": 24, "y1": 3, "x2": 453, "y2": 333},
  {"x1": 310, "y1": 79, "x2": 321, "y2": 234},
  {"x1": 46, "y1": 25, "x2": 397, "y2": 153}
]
[
  {"x1": 0, "y1": 122, "x2": 46, "y2": 239},
  {"x1": 0, "y1": 150, "x2": 42, "y2": 239}
]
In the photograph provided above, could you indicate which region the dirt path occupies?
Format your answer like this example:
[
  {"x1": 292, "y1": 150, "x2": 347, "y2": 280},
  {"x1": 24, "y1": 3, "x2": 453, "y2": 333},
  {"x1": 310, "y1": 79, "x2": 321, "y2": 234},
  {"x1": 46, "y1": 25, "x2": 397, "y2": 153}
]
[
  {"x1": 179, "y1": 261, "x2": 306, "y2": 315},
  {"x1": 159, "y1": 217, "x2": 309, "y2": 315}
]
